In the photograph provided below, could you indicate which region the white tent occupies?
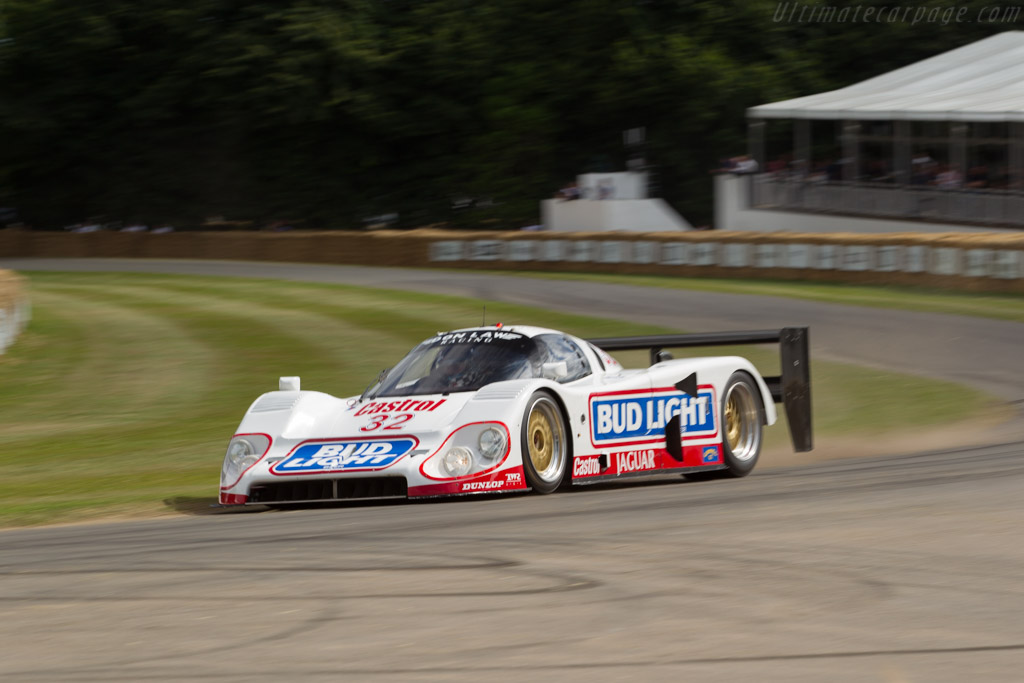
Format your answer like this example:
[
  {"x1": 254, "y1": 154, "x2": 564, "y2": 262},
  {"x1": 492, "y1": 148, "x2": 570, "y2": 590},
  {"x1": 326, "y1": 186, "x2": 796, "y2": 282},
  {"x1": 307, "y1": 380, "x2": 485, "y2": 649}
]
[{"x1": 748, "y1": 32, "x2": 1024, "y2": 122}]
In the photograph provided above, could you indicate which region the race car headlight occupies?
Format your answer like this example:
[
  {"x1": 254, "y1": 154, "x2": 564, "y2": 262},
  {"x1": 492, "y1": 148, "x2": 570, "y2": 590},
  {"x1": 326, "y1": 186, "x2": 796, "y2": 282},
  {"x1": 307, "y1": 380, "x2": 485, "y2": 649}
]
[
  {"x1": 221, "y1": 434, "x2": 271, "y2": 487},
  {"x1": 425, "y1": 423, "x2": 510, "y2": 480},
  {"x1": 442, "y1": 447, "x2": 473, "y2": 477},
  {"x1": 478, "y1": 428, "x2": 507, "y2": 460},
  {"x1": 228, "y1": 438, "x2": 256, "y2": 466}
]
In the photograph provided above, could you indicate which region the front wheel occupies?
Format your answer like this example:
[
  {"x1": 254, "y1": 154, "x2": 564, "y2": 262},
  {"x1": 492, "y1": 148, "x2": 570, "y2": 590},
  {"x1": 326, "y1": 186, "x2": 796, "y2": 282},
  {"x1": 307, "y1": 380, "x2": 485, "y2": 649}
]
[
  {"x1": 521, "y1": 392, "x2": 569, "y2": 494},
  {"x1": 721, "y1": 372, "x2": 764, "y2": 477}
]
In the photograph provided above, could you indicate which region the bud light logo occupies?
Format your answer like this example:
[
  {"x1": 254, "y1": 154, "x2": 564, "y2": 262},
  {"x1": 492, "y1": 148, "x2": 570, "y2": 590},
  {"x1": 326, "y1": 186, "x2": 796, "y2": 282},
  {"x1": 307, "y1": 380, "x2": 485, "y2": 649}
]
[
  {"x1": 271, "y1": 438, "x2": 416, "y2": 473},
  {"x1": 590, "y1": 389, "x2": 716, "y2": 446}
]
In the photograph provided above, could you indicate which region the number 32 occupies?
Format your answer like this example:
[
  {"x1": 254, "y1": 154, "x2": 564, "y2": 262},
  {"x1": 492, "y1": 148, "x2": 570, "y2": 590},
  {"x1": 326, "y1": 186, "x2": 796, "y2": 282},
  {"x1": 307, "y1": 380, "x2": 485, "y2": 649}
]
[{"x1": 360, "y1": 413, "x2": 413, "y2": 432}]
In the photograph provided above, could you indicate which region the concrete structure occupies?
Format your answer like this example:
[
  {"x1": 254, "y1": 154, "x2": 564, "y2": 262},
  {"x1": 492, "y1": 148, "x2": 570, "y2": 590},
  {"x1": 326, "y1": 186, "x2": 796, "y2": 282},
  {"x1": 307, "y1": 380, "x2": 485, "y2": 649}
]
[
  {"x1": 544, "y1": 171, "x2": 692, "y2": 232},
  {"x1": 576, "y1": 171, "x2": 648, "y2": 200}
]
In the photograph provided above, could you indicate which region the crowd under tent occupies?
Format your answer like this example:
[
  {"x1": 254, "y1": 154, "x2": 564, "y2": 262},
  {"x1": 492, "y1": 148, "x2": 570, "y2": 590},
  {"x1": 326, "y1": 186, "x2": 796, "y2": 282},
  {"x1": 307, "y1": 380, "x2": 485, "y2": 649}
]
[{"x1": 730, "y1": 31, "x2": 1024, "y2": 231}]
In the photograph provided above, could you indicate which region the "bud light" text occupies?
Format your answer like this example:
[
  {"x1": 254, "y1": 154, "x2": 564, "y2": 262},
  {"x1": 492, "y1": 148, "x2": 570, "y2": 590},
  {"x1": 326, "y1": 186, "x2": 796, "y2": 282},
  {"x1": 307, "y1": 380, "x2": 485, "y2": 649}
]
[
  {"x1": 590, "y1": 389, "x2": 716, "y2": 445},
  {"x1": 271, "y1": 438, "x2": 416, "y2": 473}
]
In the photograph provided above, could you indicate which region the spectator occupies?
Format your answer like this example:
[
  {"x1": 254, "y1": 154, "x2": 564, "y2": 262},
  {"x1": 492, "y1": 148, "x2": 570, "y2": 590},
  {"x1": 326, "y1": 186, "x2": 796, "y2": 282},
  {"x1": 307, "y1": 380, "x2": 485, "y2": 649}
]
[
  {"x1": 555, "y1": 181, "x2": 580, "y2": 200},
  {"x1": 867, "y1": 160, "x2": 892, "y2": 183},
  {"x1": 989, "y1": 166, "x2": 1010, "y2": 190},
  {"x1": 965, "y1": 165, "x2": 989, "y2": 189},
  {"x1": 821, "y1": 159, "x2": 840, "y2": 182},
  {"x1": 911, "y1": 154, "x2": 936, "y2": 185},
  {"x1": 712, "y1": 157, "x2": 738, "y2": 174},
  {"x1": 807, "y1": 162, "x2": 828, "y2": 185},
  {"x1": 733, "y1": 155, "x2": 759, "y2": 174},
  {"x1": 936, "y1": 165, "x2": 962, "y2": 189}
]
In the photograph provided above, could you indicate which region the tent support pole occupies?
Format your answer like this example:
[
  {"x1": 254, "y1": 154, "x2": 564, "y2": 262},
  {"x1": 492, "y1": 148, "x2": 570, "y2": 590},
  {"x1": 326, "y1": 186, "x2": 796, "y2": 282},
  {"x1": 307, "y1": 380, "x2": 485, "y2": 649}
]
[
  {"x1": 748, "y1": 119, "x2": 765, "y2": 170},
  {"x1": 894, "y1": 120, "x2": 910, "y2": 186},
  {"x1": 842, "y1": 120, "x2": 859, "y2": 182},
  {"x1": 795, "y1": 119, "x2": 810, "y2": 178},
  {"x1": 1013, "y1": 122, "x2": 1024, "y2": 193}
]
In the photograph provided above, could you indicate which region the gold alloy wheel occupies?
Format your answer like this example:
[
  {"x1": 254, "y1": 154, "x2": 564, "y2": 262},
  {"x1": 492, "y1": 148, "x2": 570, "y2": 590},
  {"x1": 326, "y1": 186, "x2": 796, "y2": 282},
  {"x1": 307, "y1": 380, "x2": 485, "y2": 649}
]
[
  {"x1": 723, "y1": 379, "x2": 760, "y2": 462},
  {"x1": 528, "y1": 410, "x2": 554, "y2": 472},
  {"x1": 526, "y1": 395, "x2": 566, "y2": 483},
  {"x1": 725, "y1": 394, "x2": 741, "y2": 450}
]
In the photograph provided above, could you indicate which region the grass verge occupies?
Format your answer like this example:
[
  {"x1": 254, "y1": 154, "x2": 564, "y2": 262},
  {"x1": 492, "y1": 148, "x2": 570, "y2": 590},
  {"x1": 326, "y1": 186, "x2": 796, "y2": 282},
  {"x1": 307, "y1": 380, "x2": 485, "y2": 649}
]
[{"x1": 480, "y1": 270, "x2": 1024, "y2": 323}]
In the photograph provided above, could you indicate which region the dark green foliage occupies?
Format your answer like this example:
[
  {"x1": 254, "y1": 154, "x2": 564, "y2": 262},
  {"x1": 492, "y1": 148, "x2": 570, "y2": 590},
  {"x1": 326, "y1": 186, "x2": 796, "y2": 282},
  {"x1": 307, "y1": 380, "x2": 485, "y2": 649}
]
[{"x1": 0, "y1": 0, "x2": 1011, "y2": 228}]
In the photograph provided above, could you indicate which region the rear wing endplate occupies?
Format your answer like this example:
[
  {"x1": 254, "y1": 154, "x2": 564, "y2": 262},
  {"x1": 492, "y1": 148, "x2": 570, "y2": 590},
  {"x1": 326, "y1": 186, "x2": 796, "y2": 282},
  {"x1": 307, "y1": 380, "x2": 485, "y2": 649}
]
[{"x1": 587, "y1": 328, "x2": 812, "y2": 452}]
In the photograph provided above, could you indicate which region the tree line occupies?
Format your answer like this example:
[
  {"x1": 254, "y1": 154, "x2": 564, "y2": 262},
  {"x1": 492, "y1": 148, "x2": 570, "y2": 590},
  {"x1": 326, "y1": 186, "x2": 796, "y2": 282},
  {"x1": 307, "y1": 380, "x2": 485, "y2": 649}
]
[{"x1": 0, "y1": 0, "x2": 1010, "y2": 230}]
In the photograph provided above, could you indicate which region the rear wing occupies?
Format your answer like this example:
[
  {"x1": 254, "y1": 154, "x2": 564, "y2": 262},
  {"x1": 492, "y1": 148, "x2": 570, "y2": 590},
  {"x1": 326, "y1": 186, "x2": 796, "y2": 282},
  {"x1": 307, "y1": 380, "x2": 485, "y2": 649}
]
[{"x1": 587, "y1": 328, "x2": 812, "y2": 453}]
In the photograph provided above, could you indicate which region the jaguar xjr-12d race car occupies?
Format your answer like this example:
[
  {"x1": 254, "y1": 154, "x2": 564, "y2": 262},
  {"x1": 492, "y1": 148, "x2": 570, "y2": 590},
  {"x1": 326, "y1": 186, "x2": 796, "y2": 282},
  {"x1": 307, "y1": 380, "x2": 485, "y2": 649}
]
[{"x1": 219, "y1": 325, "x2": 811, "y2": 505}]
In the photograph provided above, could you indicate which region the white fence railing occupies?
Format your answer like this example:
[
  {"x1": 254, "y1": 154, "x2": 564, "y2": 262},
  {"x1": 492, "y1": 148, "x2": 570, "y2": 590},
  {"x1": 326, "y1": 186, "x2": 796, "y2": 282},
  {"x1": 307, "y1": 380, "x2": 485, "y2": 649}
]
[
  {"x1": 0, "y1": 272, "x2": 30, "y2": 354},
  {"x1": 428, "y1": 237, "x2": 1024, "y2": 281},
  {"x1": 750, "y1": 176, "x2": 1024, "y2": 228}
]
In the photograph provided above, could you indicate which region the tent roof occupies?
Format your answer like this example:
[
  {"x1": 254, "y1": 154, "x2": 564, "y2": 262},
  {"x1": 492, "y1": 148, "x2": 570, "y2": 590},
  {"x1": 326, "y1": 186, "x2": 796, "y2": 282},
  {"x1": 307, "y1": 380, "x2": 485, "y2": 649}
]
[{"x1": 748, "y1": 32, "x2": 1024, "y2": 122}]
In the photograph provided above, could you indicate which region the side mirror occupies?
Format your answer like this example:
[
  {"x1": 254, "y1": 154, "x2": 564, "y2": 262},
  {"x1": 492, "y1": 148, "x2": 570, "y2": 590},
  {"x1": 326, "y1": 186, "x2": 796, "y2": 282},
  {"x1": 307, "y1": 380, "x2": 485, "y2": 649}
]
[
  {"x1": 541, "y1": 361, "x2": 569, "y2": 381},
  {"x1": 279, "y1": 376, "x2": 301, "y2": 391}
]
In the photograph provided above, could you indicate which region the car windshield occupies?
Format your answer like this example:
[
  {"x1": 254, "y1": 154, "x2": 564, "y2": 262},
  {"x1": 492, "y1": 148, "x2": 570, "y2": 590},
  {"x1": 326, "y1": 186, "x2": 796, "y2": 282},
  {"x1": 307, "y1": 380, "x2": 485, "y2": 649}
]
[{"x1": 368, "y1": 330, "x2": 540, "y2": 397}]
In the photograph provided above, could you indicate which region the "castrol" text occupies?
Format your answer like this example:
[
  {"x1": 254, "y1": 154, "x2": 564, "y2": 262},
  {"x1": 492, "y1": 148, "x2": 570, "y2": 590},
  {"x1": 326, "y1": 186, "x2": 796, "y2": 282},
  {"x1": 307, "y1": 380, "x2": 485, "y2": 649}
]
[
  {"x1": 573, "y1": 456, "x2": 603, "y2": 477},
  {"x1": 355, "y1": 399, "x2": 446, "y2": 416}
]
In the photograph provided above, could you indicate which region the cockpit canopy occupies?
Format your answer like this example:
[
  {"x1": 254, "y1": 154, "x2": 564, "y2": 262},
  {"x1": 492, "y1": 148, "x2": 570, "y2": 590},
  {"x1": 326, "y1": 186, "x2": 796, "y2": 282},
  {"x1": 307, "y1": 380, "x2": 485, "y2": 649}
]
[{"x1": 367, "y1": 328, "x2": 592, "y2": 397}]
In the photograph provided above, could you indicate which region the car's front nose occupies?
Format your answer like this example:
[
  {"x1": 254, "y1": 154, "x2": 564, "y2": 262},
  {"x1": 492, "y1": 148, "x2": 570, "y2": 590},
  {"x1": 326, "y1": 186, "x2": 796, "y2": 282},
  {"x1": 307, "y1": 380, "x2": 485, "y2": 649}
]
[
  {"x1": 221, "y1": 391, "x2": 525, "y2": 505},
  {"x1": 224, "y1": 429, "x2": 444, "y2": 505}
]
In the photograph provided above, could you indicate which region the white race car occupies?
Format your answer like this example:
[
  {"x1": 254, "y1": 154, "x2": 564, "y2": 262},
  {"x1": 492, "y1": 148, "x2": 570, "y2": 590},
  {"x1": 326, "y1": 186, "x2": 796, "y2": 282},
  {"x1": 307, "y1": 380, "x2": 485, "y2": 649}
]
[{"x1": 219, "y1": 325, "x2": 812, "y2": 505}]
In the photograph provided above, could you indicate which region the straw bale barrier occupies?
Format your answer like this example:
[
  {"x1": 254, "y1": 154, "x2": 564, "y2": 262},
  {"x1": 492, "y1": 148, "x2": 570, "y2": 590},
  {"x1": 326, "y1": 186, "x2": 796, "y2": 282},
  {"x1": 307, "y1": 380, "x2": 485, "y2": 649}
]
[{"x1": 2, "y1": 228, "x2": 1023, "y2": 293}]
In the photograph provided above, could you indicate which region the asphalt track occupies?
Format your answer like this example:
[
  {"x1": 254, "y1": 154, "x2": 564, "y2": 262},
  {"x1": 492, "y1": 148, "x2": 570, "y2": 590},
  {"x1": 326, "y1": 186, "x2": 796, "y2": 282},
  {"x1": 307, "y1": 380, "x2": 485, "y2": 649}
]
[{"x1": 2, "y1": 258, "x2": 1024, "y2": 682}]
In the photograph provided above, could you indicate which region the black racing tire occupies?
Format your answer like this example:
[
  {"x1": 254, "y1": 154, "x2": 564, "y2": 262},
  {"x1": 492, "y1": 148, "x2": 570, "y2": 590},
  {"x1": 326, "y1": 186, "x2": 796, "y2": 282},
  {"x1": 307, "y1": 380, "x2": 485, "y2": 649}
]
[
  {"x1": 720, "y1": 371, "x2": 764, "y2": 478},
  {"x1": 521, "y1": 391, "x2": 569, "y2": 494}
]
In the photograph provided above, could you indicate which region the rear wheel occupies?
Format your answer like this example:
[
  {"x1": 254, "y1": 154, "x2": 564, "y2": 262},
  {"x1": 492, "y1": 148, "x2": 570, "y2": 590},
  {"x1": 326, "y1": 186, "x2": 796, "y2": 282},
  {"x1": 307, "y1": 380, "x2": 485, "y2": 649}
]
[
  {"x1": 720, "y1": 372, "x2": 763, "y2": 477},
  {"x1": 521, "y1": 392, "x2": 568, "y2": 494}
]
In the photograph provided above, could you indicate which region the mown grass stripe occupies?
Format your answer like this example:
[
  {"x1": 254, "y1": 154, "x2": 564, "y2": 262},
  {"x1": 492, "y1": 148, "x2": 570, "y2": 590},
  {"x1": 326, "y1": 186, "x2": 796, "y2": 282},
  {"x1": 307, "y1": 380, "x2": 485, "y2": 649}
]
[
  {"x1": 26, "y1": 271, "x2": 672, "y2": 339},
  {"x1": 37, "y1": 279, "x2": 429, "y2": 394},
  {"x1": 0, "y1": 290, "x2": 215, "y2": 439}
]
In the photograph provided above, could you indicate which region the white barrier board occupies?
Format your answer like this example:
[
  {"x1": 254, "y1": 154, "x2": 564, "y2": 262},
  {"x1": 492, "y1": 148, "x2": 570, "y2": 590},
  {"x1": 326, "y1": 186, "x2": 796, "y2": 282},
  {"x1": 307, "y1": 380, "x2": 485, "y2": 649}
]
[{"x1": 426, "y1": 238, "x2": 1021, "y2": 284}]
